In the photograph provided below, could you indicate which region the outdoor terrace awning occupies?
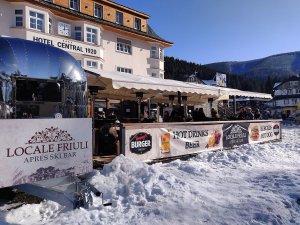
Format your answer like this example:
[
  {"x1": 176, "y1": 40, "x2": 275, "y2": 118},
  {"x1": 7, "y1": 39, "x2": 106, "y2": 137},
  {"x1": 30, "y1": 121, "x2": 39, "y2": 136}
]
[
  {"x1": 86, "y1": 70, "x2": 222, "y2": 104},
  {"x1": 86, "y1": 70, "x2": 272, "y2": 104},
  {"x1": 219, "y1": 87, "x2": 272, "y2": 99}
]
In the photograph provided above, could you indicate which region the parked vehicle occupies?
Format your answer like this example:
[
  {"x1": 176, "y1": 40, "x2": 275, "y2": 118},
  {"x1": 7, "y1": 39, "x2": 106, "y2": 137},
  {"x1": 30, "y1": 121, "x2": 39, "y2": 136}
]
[{"x1": 287, "y1": 110, "x2": 300, "y2": 124}]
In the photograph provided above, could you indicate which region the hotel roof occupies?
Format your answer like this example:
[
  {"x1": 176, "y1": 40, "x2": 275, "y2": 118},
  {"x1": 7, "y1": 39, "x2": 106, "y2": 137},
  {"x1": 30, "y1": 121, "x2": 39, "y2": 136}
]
[{"x1": 34, "y1": 0, "x2": 173, "y2": 46}]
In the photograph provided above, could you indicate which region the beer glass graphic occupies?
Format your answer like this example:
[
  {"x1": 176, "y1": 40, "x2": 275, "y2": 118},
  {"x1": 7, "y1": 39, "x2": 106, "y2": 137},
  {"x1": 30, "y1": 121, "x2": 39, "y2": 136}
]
[{"x1": 161, "y1": 132, "x2": 170, "y2": 153}]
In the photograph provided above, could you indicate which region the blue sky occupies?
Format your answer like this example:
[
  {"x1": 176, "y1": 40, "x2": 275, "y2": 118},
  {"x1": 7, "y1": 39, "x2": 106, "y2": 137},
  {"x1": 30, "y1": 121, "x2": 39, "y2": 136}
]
[{"x1": 113, "y1": 0, "x2": 300, "y2": 64}]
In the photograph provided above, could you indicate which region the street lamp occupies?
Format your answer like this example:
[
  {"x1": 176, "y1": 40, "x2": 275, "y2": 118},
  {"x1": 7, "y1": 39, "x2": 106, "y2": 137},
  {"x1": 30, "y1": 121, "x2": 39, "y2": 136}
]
[
  {"x1": 136, "y1": 92, "x2": 143, "y2": 121},
  {"x1": 182, "y1": 96, "x2": 188, "y2": 118},
  {"x1": 168, "y1": 95, "x2": 175, "y2": 107}
]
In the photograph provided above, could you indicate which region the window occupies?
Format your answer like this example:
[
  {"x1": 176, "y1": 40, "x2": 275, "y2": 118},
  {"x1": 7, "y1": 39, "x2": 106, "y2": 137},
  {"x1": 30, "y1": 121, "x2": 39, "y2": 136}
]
[
  {"x1": 282, "y1": 89, "x2": 287, "y2": 95},
  {"x1": 116, "y1": 38, "x2": 131, "y2": 54},
  {"x1": 284, "y1": 99, "x2": 289, "y2": 105},
  {"x1": 70, "y1": 0, "x2": 80, "y2": 11},
  {"x1": 49, "y1": 18, "x2": 52, "y2": 33},
  {"x1": 151, "y1": 73, "x2": 157, "y2": 77},
  {"x1": 292, "y1": 98, "x2": 297, "y2": 104},
  {"x1": 16, "y1": 80, "x2": 62, "y2": 102},
  {"x1": 87, "y1": 60, "x2": 97, "y2": 69},
  {"x1": 116, "y1": 11, "x2": 123, "y2": 25},
  {"x1": 117, "y1": 67, "x2": 132, "y2": 74},
  {"x1": 0, "y1": 81, "x2": 3, "y2": 102},
  {"x1": 86, "y1": 27, "x2": 97, "y2": 44},
  {"x1": 94, "y1": 4, "x2": 103, "y2": 18},
  {"x1": 134, "y1": 18, "x2": 141, "y2": 30},
  {"x1": 75, "y1": 26, "x2": 81, "y2": 41},
  {"x1": 151, "y1": 46, "x2": 158, "y2": 58},
  {"x1": 29, "y1": 11, "x2": 44, "y2": 31},
  {"x1": 159, "y1": 48, "x2": 164, "y2": 60},
  {"x1": 15, "y1": 10, "x2": 23, "y2": 27}
]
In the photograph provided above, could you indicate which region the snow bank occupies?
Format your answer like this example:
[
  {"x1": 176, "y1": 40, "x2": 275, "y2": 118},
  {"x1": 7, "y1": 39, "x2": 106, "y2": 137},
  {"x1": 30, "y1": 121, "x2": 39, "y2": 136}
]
[{"x1": 2, "y1": 125, "x2": 300, "y2": 225}]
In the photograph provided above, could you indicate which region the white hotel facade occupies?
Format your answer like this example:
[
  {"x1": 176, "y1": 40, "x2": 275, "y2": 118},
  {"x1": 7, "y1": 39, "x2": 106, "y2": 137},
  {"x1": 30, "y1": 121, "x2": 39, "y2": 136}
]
[{"x1": 0, "y1": 0, "x2": 172, "y2": 78}]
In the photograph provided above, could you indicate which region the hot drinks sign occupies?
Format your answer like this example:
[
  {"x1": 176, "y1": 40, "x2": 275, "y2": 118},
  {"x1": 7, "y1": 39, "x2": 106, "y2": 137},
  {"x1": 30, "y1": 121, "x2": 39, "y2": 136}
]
[
  {"x1": 0, "y1": 118, "x2": 92, "y2": 188},
  {"x1": 124, "y1": 121, "x2": 281, "y2": 162}
]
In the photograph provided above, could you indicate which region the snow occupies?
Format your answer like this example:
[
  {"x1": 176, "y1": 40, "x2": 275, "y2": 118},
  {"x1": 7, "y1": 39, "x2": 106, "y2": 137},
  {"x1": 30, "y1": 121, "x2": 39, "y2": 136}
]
[{"x1": 1, "y1": 125, "x2": 300, "y2": 225}]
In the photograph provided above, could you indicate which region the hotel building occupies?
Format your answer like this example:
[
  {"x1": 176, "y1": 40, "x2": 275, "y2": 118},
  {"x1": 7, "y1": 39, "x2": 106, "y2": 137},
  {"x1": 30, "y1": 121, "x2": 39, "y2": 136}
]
[
  {"x1": 0, "y1": 0, "x2": 172, "y2": 79},
  {"x1": 264, "y1": 77, "x2": 300, "y2": 118}
]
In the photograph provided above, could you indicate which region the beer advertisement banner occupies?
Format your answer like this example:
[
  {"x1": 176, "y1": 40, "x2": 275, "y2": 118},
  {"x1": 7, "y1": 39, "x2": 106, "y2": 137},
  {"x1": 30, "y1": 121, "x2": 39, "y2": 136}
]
[
  {"x1": 124, "y1": 121, "x2": 281, "y2": 161},
  {"x1": 249, "y1": 122, "x2": 281, "y2": 143},
  {"x1": 0, "y1": 118, "x2": 93, "y2": 188},
  {"x1": 158, "y1": 124, "x2": 223, "y2": 158},
  {"x1": 125, "y1": 124, "x2": 223, "y2": 160}
]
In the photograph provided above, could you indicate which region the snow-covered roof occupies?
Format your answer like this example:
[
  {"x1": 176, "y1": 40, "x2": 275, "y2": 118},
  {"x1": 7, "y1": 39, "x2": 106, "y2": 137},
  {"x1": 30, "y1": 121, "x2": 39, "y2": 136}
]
[
  {"x1": 273, "y1": 82, "x2": 282, "y2": 88},
  {"x1": 202, "y1": 80, "x2": 217, "y2": 86}
]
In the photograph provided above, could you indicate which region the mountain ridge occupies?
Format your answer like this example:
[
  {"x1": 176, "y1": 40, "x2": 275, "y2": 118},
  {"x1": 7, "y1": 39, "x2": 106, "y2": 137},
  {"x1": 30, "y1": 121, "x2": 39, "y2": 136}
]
[{"x1": 205, "y1": 51, "x2": 300, "y2": 79}]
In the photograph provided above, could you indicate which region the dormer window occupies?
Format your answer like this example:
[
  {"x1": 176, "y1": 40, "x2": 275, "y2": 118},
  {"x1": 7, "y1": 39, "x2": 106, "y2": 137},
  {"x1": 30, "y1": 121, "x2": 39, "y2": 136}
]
[
  {"x1": 116, "y1": 11, "x2": 123, "y2": 25},
  {"x1": 70, "y1": 0, "x2": 80, "y2": 11},
  {"x1": 134, "y1": 18, "x2": 141, "y2": 30},
  {"x1": 94, "y1": 4, "x2": 103, "y2": 18}
]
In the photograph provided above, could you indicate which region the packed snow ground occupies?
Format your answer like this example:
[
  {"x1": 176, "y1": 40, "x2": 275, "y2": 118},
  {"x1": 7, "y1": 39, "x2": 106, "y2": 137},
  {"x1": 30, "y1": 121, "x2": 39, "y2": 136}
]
[{"x1": 1, "y1": 125, "x2": 300, "y2": 225}]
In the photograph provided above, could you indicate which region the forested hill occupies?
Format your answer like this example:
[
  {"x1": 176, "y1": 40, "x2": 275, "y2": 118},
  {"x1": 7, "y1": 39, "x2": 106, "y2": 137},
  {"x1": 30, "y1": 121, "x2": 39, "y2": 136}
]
[
  {"x1": 164, "y1": 56, "x2": 282, "y2": 94},
  {"x1": 205, "y1": 51, "x2": 300, "y2": 80}
]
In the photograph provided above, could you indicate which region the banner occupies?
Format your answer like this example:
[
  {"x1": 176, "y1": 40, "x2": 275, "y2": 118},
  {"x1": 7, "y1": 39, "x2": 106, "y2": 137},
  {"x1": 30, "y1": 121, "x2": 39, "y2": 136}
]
[
  {"x1": 249, "y1": 122, "x2": 281, "y2": 143},
  {"x1": 222, "y1": 123, "x2": 250, "y2": 148},
  {"x1": 159, "y1": 124, "x2": 223, "y2": 158},
  {"x1": 216, "y1": 72, "x2": 227, "y2": 87},
  {"x1": 124, "y1": 121, "x2": 281, "y2": 161},
  {"x1": 124, "y1": 128, "x2": 160, "y2": 161},
  {"x1": 0, "y1": 118, "x2": 92, "y2": 188},
  {"x1": 125, "y1": 124, "x2": 223, "y2": 160}
]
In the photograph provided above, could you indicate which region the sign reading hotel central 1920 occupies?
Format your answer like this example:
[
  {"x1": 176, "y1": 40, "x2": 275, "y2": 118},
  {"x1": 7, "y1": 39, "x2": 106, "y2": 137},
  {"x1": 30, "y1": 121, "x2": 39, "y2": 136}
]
[
  {"x1": 27, "y1": 31, "x2": 101, "y2": 58},
  {"x1": 0, "y1": 118, "x2": 92, "y2": 188}
]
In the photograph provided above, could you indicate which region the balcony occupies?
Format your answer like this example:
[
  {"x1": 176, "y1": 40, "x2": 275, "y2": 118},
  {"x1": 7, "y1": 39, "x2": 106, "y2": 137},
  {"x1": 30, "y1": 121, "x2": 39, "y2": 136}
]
[{"x1": 148, "y1": 56, "x2": 164, "y2": 71}]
